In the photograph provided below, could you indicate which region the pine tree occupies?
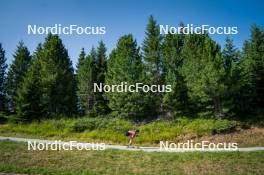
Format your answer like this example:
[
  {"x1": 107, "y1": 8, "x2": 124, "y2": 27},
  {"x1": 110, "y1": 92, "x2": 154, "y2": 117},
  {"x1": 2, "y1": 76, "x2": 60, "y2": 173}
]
[
  {"x1": 105, "y1": 34, "x2": 144, "y2": 117},
  {"x1": 15, "y1": 44, "x2": 43, "y2": 121},
  {"x1": 162, "y1": 32, "x2": 188, "y2": 117},
  {"x1": 40, "y1": 34, "x2": 77, "y2": 117},
  {"x1": 0, "y1": 43, "x2": 7, "y2": 112},
  {"x1": 142, "y1": 15, "x2": 163, "y2": 116},
  {"x1": 6, "y1": 41, "x2": 31, "y2": 113}
]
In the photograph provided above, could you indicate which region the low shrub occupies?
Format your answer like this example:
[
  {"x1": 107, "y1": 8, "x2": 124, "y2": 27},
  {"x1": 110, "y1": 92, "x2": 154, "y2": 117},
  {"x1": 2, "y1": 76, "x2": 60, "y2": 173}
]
[
  {"x1": 69, "y1": 118, "x2": 97, "y2": 132},
  {"x1": 0, "y1": 114, "x2": 243, "y2": 145},
  {"x1": 106, "y1": 118, "x2": 132, "y2": 132},
  {"x1": 212, "y1": 120, "x2": 238, "y2": 134},
  {"x1": 0, "y1": 113, "x2": 7, "y2": 124}
]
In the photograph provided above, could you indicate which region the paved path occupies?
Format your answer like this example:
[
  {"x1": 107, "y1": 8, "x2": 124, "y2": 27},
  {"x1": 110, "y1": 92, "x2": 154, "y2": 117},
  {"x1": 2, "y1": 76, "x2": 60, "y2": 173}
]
[{"x1": 1, "y1": 136, "x2": 264, "y2": 152}]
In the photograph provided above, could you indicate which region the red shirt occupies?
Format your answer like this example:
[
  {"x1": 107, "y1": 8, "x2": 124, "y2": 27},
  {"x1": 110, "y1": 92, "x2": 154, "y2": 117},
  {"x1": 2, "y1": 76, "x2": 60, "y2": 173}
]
[{"x1": 128, "y1": 130, "x2": 137, "y2": 138}]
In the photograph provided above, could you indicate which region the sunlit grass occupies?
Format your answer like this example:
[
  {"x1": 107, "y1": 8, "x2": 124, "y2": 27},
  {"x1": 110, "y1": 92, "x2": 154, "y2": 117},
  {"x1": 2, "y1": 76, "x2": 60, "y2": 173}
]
[
  {"x1": 0, "y1": 141, "x2": 264, "y2": 175},
  {"x1": 0, "y1": 117, "x2": 263, "y2": 146}
]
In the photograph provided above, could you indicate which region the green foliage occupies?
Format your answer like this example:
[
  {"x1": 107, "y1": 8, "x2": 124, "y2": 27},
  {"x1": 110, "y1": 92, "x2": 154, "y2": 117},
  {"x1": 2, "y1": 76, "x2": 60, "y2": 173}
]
[
  {"x1": 0, "y1": 112, "x2": 7, "y2": 124},
  {"x1": 222, "y1": 38, "x2": 244, "y2": 115},
  {"x1": 181, "y1": 34, "x2": 226, "y2": 117},
  {"x1": 15, "y1": 44, "x2": 43, "y2": 121},
  {"x1": 0, "y1": 43, "x2": 7, "y2": 112},
  {"x1": 76, "y1": 48, "x2": 97, "y2": 115},
  {"x1": 70, "y1": 118, "x2": 93, "y2": 132},
  {"x1": 1, "y1": 17, "x2": 263, "y2": 122},
  {"x1": 162, "y1": 32, "x2": 189, "y2": 116},
  {"x1": 142, "y1": 15, "x2": 163, "y2": 115},
  {"x1": 0, "y1": 116, "x2": 242, "y2": 145},
  {"x1": 183, "y1": 118, "x2": 238, "y2": 135},
  {"x1": 39, "y1": 34, "x2": 77, "y2": 117},
  {"x1": 93, "y1": 41, "x2": 110, "y2": 114},
  {"x1": 76, "y1": 48, "x2": 86, "y2": 71},
  {"x1": 69, "y1": 117, "x2": 132, "y2": 133},
  {"x1": 96, "y1": 41, "x2": 107, "y2": 84},
  {"x1": 14, "y1": 34, "x2": 78, "y2": 121},
  {"x1": 242, "y1": 25, "x2": 264, "y2": 115},
  {"x1": 105, "y1": 34, "x2": 145, "y2": 116},
  {"x1": 69, "y1": 117, "x2": 102, "y2": 132},
  {"x1": 212, "y1": 120, "x2": 238, "y2": 134},
  {"x1": 6, "y1": 41, "x2": 31, "y2": 112},
  {"x1": 76, "y1": 42, "x2": 110, "y2": 116},
  {"x1": 143, "y1": 15, "x2": 163, "y2": 81}
]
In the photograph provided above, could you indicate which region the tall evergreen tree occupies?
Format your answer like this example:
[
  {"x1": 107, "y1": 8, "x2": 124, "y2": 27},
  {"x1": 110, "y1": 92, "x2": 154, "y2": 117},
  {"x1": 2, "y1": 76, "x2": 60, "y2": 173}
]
[
  {"x1": 0, "y1": 44, "x2": 7, "y2": 112},
  {"x1": 76, "y1": 48, "x2": 86, "y2": 71},
  {"x1": 242, "y1": 25, "x2": 264, "y2": 114},
  {"x1": 142, "y1": 15, "x2": 163, "y2": 115},
  {"x1": 223, "y1": 38, "x2": 239, "y2": 73},
  {"x1": 6, "y1": 41, "x2": 31, "y2": 112},
  {"x1": 94, "y1": 41, "x2": 110, "y2": 114},
  {"x1": 40, "y1": 34, "x2": 77, "y2": 117},
  {"x1": 182, "y1": 34, "x2": 226, "y2": 117},
  {"x1": 222, "y1": 38, "x2": 243, "y2": 115},
  {"x1": 97, "y1": 41, "x2": 107, "y2": 83},
  {"x1": 162, "y1": 32, "x2": 188, "y2": 117},
  {"x1": 76, "y1": 48, "x2": 86, "y2": 114},
  {"x1": 15, "y1": 44, "x2": 43, "y2": 121},
  {"x1": 105, "y1": 34, "x2": 144, "y2": 116},
  {"x1": 76, "y1": 47, "x2": 97, "y2": 115}
]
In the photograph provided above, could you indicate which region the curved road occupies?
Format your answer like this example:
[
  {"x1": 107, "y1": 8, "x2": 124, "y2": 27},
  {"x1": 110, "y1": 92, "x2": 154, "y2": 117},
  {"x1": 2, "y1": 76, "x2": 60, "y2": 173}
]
[{"x1": 1, "y1": 136, "x2": 264, "y2": 152}]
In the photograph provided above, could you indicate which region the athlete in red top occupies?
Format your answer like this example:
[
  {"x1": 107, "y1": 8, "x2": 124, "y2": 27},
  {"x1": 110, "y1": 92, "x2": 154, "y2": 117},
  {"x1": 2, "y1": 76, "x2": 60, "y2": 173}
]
[{"x1": 126, "y1": 130, "x2": 139, "y2": 147}]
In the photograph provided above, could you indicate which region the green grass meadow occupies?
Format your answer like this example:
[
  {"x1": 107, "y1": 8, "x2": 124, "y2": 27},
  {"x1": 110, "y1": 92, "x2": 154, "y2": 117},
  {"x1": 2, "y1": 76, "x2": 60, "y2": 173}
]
[{"x1": 0, "y1": 141, "x2": 264, "y2": 175}]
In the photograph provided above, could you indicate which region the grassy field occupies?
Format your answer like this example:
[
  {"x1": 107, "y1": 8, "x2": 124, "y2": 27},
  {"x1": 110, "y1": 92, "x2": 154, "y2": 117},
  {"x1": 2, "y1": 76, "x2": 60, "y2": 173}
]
[
  {"x1": 0, "y1": 140, "x2": 263, "y2": 175},
  {"x1": 1, "y1": 117, "x2": 264, "y2": 175},
  {"x1": 0, "y1": 117, "x2": 264, "y2": 147}
]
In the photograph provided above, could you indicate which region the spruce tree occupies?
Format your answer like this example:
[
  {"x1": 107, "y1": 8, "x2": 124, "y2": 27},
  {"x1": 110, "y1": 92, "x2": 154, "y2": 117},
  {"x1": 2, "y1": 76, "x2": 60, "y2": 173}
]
[
  {"x1": 142, "y1": 15, "x2": 163, "y2": 116},
  {"x1": 222, "y1": 38, "x2": 243, "y2": 115},
  {"x1": 76, "y1": 48, "x2": 86, "y2": 114},
  {"x1": 96, "y1": 41, "x2": 107, "y2": 83},
  {"x1": 15, "y1": 44, "x2": 43, "y2": 121},
  {"x1": 223, "y1": 38, "x2": 239, "y2": 73},
  {"x1": 76, "y1": 48, "x2": 86, "y2": 71},
  {"x1": 182, "y1": 34, "x2": 226, "y2": 117},
  {"x1": 0, "y1": 44, "x2": 7, "y2": 112},
  {"x1": 105, "y1": 34, "x2": 144, "y2": 117},
  {"x1": 40, "y1": 34, "x2": 77, "y2": 117},
  {"x1": 76, "y1": 47, "x2": 97, "y2": 115},
  {"x1": 242, "y1": 25, "x2": 264, "y2": 114},
  {"x1": 6, "y1": 41, "x2": 31, "y2": 113},
  {"x1": 94, "y1": 41, "x2": 109, "y2": 114},
  {"x1": 162, "y1": 32, "x2": 188, "y2": 117}
]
